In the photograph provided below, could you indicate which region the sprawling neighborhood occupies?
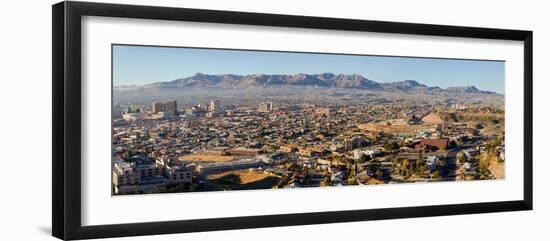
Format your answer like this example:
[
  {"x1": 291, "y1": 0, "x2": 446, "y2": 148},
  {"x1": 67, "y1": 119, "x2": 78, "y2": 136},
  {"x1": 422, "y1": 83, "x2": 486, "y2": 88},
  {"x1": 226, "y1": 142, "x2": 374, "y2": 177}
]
[{"x1": 112, "y1": 96, "x2": 505, "y2": 195}]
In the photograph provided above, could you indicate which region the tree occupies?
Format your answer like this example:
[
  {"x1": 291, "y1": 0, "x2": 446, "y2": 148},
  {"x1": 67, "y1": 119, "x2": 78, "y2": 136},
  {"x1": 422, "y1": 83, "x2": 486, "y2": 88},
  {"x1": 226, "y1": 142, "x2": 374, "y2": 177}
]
[
  {"x1": 448, "y1": 112, "x2": 459, "y2": 122},
  {"x1": 491, "y1": 139, "x2": 502, "y2": 150},
  {"x1": 475, "y1": 122, "x2": 484, "y2": 129},
  {"x1": 449, "y1": 140, "x2": 458, "y2": 148},
  {"x1": 415, "y1": 162, "x2": 427, "y2": 177},
  {"x1": 348, "y1": 177, "x2": 358, "y2": 185},
  {"x1": 436, "y1": 159, "x2": 445, "y2": 170},
  {"x1": 359, "y1": 153, "x2": 372, "y2": 163},
  {"x1": 166, "y1": 183, "x2": 192, "y2": 193},
  {"x1": 190, "y1": 183, "x2": 200, "y2": 192},
  {"x1": 303, "y1": 167, "x2": 310, "y2": 184},
  {"x1": 402, "y1": 159, "x2": 410, "y2": 170},
  {"x1": 368, "y1": 162, "x2": 381, "y2": 177},
  {"x1": 375, "y1": 169, "x2": 383, "y2": 179},
  {"x1": 323, "y1": 175, "x2": 331, "y2": 186},
  {"x1": 458, "y1": 152, "x2": 468, "y2": 163},
  {"x1": 384, "y1": 141, "x2": 400, "y2": 151}
]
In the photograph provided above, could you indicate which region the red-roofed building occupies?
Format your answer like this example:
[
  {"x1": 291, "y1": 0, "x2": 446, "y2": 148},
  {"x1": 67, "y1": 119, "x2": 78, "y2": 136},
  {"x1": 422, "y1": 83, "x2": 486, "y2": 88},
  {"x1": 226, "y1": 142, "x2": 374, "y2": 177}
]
[{"x1": 418, "y1": 138, "x2": 449, "y2": 151}]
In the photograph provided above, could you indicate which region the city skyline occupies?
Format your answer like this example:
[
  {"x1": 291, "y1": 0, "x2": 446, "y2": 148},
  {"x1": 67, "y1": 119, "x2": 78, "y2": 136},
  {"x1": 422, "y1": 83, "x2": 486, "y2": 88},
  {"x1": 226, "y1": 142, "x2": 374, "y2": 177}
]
[
  {"x1": 112, "y1": 44, "x2": 506, "y2": 195},
  {"x1": 113, "y1": 45, "x2": 505, "y2": 93}
]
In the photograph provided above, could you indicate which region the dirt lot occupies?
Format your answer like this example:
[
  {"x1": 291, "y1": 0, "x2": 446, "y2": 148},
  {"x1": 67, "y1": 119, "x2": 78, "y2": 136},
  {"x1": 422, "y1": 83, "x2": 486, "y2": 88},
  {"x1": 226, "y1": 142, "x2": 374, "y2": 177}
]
[
  {"x1": 480, "y1": 152, "x2": 505, "y2": 179},
  {"x1": 489, "y1": 161, "x2": 505, "y2": 179},
  {"x1": 207, "y1": 170, "x2": 281, "y2": 190},
  {"x1": 178, "y1": 154, "x2": 236, "y2": 162},
  {"x1": 208, "y1": 170, "x2": 273, "y2": 184},
  {"x1": 358, "y1": 123, "x2": 434, "y2": 134}
]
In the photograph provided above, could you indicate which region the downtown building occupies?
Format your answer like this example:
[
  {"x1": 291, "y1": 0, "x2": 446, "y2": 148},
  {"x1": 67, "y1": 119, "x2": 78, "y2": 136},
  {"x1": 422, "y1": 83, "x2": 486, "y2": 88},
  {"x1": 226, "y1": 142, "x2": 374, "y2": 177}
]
[
  {"x1": 151, "y1": 100, "x2": 178, "y2": 116},
  {"x1": 258, "y1": 102, "x2": 273, "y2": 112},
  {"x1": 112, "y1": 155, "x2": 193, "y2": 194}
]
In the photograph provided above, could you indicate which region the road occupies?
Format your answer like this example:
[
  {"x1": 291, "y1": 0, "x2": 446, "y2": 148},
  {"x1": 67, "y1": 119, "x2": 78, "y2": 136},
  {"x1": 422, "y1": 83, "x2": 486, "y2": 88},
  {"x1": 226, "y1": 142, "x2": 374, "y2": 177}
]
[{"x1": 442, "y1": 144, "x2": 472, "y2": 180}]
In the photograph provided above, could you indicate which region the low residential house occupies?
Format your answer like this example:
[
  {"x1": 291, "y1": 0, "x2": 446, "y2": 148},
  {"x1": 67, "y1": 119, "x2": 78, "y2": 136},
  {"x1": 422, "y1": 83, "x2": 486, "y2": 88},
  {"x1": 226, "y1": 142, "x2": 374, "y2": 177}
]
[
  {"x1": 317, "y1": 158, "x2": 346, "y2": 166},
  {"x1": 416, "y1": 130, "x2": 433, "y2": 138},
  {"x1": 280, "y1": 144, "x2": 298, "y2": 153},
  {"x1": 462, "y1": 162, "x2": 476, "y2": 172},
  {"x1": 425, "y1": 155, "x2": 440, "y2": 172},
  {"x1": 330, "y1": 171, "x2": 344, "y2": 182},
  {"x1": 464, "y1": 148, "x2": 479, "y2": 159},
  {"x1": 353, "y1": 148, "x2": 381, "y2": 160},
  {"x1": 329, "y1": 143, "x2": 345, "y2": 153},
  {"x1": 299, "y1": 146, "x2": 319, "y2": 157}
]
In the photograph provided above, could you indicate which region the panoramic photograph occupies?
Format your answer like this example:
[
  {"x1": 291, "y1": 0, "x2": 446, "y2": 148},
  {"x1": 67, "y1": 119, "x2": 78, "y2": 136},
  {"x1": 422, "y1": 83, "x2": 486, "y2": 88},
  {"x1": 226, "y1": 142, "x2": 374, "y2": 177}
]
[{"x1": 111, "y1": 44, "x2": 505, "y2": 195}]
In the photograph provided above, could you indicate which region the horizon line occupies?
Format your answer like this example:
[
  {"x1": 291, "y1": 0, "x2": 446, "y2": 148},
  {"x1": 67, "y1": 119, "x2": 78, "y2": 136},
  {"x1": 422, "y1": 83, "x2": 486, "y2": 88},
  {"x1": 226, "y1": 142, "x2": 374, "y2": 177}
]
[{"x1": 114, "y1": 72, "x2": 499, "y2": 93}]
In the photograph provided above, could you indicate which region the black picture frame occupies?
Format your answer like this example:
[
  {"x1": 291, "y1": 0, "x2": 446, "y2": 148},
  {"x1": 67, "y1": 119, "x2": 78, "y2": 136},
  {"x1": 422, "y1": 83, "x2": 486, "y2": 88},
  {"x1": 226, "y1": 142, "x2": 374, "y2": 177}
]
[{"x1": 52, "y1": 1, "x2": 533, "y2": 240}]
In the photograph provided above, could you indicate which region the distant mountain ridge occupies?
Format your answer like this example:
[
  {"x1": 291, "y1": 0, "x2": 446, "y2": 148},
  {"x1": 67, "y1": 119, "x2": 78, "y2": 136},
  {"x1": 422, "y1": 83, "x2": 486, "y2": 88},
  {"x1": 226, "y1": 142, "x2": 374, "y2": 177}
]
[{"x1": 118, "y1": 73, "x2": 498, "y2": 94}]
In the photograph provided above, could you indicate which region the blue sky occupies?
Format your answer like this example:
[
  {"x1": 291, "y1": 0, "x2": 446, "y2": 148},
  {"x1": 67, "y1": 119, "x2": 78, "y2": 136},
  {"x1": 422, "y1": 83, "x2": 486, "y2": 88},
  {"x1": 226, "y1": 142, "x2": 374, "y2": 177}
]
[{"x1": 113, "y1": 45, "x2": 505, "y2": 93}]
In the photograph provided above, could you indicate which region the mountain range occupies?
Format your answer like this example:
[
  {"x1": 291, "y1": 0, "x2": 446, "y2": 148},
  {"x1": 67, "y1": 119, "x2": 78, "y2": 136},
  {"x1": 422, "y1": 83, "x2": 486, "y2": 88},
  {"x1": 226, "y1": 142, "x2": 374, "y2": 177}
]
[{"x1": 116, "y1": 73, "x2": 497, "y2": 94}]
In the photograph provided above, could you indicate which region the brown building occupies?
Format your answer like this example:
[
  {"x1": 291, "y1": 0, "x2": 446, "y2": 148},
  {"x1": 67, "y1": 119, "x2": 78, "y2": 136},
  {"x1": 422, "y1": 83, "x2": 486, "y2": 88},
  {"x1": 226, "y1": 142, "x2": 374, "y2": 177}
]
[
  {"x1": 152, "y1": 102, "x2": 164, "y2": 113},
  {"x1": 418, "y1": 138, "x2": 449, "y2": 150},
  {"x1": 166, "y1": 100, "x2": 177, "y2": 115}
]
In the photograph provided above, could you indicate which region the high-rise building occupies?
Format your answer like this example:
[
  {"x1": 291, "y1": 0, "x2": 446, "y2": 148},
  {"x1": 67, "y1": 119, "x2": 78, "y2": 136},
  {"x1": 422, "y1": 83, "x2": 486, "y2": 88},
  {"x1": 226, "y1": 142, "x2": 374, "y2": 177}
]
[
  {"x1": 199, "y1": 103, "x2": 209, "y2": 111},
  {"x1": 209, "y1": 99, "x2": 221, "y2": 111},
  {"x1": 152, "y1": 102, "x2": 164, "y2": 113},
  {"x1": 166, "y1": 100, "x2": 177, "y2": 115},
  {"x1": 344, "y1": 136, "x2": 367, "y2": 151},
  {"x1": 258, "y1": 102, "x2": 273, "y2": 112}
]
